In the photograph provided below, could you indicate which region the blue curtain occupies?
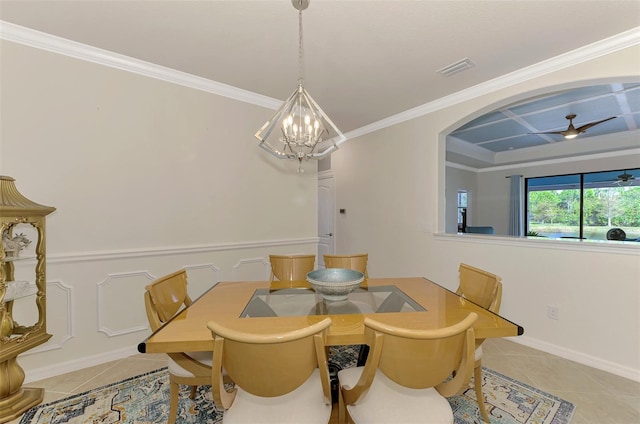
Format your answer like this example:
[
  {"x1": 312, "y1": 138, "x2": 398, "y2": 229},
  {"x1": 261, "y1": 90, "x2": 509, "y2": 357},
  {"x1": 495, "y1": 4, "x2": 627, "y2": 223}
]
[{"x1": 509, "y1": 175, "x2": 523, "y2": 236}]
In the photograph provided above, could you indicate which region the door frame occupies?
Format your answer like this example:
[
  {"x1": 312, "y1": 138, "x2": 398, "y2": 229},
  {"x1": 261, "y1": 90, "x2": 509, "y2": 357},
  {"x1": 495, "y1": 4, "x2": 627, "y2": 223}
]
[{"x1": 317, "y1": 171, "x2": 335, "y2": 268}]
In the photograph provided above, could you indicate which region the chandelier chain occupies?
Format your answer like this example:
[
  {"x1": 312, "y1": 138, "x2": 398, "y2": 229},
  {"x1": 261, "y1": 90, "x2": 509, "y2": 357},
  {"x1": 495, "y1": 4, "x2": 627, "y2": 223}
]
[
  {"x1": 298, "y1": 6, "x2": 304, "y2": 85},
  {"x1": 254, "y1": 0, "x2": 343, "y2": 171}
]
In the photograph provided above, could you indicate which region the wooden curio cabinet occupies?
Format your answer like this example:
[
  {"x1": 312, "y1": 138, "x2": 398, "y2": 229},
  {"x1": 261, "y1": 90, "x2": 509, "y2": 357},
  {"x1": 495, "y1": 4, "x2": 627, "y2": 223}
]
[{"x1": 0, "y1": 176, "x2": 55, "y2": 423}]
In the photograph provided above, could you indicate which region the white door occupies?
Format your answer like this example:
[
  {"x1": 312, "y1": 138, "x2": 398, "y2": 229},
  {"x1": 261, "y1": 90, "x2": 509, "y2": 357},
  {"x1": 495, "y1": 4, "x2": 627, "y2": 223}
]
[{"x1": 318, "y1": 173, "x2": 335, "y2": 269}]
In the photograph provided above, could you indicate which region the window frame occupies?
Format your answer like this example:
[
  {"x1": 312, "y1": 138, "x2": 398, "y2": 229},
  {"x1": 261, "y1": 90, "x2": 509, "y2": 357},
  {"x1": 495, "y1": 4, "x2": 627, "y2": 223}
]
[{"x1": 525, "y1": 168, "x2": 639, "y2": 241}]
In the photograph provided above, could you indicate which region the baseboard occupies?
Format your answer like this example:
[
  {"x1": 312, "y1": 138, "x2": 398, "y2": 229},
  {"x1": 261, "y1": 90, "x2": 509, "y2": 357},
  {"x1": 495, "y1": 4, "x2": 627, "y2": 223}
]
[
  {"x1": 513, "y1": 335, "x2": 640, "y2": 382},
  {"x1": 24, "y1": 345, "x2": 140, "y2": 384}
]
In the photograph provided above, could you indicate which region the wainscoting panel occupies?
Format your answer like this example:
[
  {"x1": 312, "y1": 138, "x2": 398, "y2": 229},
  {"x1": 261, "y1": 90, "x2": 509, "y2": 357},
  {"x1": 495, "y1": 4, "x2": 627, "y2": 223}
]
[
  {"x1": 17, "y1": 239, "x2": 318, "y2": 382},
  {"x1": 232, "y1": 257, "x2": 271, "y2": 281},
  {"x1": 97, "y1": 271, "x2": 156, "y2": 337},
  {"x1": 183, "y1": 263, "x2": 220, "y2": 300},
  {"x1": 16, "y1": 280, "x2": 75, "y2": 356},
  {"x1": 26, "y1": 280, "x2": 75, "y2": 354}
]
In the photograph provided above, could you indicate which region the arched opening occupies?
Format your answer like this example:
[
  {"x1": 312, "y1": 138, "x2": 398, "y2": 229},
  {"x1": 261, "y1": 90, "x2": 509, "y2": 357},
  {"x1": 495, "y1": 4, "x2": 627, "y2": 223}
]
[{"x1": 442, "y1": 81, "x2": 640, "y2": 236}]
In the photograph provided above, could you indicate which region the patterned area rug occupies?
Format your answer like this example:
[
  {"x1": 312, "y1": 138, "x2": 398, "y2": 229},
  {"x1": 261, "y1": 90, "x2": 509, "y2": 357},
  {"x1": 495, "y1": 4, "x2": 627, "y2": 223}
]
[{"x1": 20, "y1": 346, "x2": 574, "y2": 424}]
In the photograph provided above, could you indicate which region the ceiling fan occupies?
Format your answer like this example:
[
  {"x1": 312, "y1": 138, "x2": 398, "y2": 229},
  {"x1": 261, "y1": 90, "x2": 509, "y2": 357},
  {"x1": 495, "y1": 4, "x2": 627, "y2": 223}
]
[
  {"x1": 616, "y1": 170, "x2": 636, "y2": 186},
  {"x1": 531, "y1": 114, "x2": 617, "y2": 139}
]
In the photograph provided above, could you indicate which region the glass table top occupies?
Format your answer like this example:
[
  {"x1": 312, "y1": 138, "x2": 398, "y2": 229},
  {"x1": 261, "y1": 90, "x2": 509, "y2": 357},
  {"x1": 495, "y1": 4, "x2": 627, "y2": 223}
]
[{"x1": 241, "y1": 285, "x2": 426, "y2": 318}]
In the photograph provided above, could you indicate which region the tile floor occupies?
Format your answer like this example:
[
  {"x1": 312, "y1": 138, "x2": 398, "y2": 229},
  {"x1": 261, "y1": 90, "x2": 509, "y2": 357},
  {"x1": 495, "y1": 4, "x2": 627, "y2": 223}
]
[{"x1": 7, "y1": 338, "x2": 640, "y2": 424}]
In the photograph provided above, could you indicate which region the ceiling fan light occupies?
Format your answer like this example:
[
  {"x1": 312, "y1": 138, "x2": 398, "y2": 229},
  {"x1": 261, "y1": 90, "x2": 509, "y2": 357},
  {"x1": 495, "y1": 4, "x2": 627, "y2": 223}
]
[{"x1": 564, "y1": 133, "x2": 578, "y2": 140}]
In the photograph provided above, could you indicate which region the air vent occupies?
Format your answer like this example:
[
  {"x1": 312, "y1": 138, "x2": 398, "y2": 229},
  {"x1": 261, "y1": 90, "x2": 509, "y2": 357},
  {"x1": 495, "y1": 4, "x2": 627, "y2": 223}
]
[{"x1": 437, "y1": 58, "x2": 474, "y2": 77}]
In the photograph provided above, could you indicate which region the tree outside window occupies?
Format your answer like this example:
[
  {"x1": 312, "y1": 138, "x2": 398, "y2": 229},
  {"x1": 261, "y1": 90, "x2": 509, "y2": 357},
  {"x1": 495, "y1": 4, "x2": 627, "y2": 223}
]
[{"x1": 526, "y1": 169, "x2": 640, "y2": 241}]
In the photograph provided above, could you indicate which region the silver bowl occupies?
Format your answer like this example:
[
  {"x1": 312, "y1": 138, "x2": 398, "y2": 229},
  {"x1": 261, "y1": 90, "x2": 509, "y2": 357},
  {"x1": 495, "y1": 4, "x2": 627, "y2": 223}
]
[{"x1": 306, "y1": 268, "x2": 364, "y2": 302}]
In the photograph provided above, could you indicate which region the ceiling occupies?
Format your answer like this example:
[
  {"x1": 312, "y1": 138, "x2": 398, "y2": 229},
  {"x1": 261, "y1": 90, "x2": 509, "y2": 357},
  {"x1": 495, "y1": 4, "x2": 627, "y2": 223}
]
[
  {"x1": 1, "y1": 1, "x2": 639, "y2": 167},
  {"x1": 448, "y1": 82, "x2": 640, "y2": 168}
]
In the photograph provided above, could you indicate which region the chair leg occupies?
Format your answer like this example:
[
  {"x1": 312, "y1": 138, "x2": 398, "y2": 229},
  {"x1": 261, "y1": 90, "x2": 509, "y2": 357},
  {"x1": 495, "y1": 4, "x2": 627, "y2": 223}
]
[
  {"x1": 169, "y1": 377, "x2": 179, "y2": 424},
  {"x1": 189, "y1": 385, "x2": 197, "y2": 399},
  {"x1": 474, "y1": 361, "x2": 490, "y2": 423},
  {"x1": 338, "y1": 387, "x2": 347, "y2": 424},
  {"x1": 356, "y1": 344, "x2": 369, "y2": 366}
]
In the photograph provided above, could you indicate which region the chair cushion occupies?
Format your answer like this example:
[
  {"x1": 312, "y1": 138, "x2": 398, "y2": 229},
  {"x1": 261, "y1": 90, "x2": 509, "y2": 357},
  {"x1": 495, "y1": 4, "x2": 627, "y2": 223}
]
[
  {"x1": 222, "y1": 369, "x2": 331, "y2": 424},
  {"x1": 167, "y1": 351, "x2": 212, "y2": 378},
  {"x1": 339, "y1": 366, "x2": 453, "y2": 424}
]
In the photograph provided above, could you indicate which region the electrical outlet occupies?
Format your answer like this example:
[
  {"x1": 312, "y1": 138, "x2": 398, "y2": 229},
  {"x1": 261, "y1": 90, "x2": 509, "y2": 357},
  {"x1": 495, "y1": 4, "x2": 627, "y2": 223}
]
[{"x1": 547, "y1": 306, "x2": 560, "y2": 320}]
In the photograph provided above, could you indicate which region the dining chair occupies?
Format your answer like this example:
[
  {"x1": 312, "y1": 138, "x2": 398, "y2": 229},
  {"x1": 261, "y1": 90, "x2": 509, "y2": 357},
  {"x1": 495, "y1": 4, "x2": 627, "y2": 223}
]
[
  {"x1": 323, "y1": 253, "x2": 371, "y2": 367},
  {"x1": 207, "y1": 317, "x2": 333, "y2": 424},
  {"x1": 144, "y1": 269, "x2": 213, "y2": 424},
  {"x1": 456, "y1": 263, "x2": 503, "y2": 423},
  {"x1": 268, "y1": 254, "x2": 316, "y2": 289},
  {"x1": 338, "y1": 313, "x2": 478, "y2": 424},
  {"x1": 323, "y1": 253, "x2": 369, "y2": 287}
]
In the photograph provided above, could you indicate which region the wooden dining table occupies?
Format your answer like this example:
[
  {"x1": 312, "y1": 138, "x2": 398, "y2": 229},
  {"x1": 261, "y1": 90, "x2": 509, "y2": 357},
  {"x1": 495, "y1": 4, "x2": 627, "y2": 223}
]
[{"x1": 138, "y1": 277, "x2": 523, "y2": 354}]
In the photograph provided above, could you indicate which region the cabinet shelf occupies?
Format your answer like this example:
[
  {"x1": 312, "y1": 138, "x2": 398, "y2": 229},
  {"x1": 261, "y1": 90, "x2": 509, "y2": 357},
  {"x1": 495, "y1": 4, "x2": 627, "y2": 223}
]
[
  {"x1": 1, "y1": 255, "x2": 36, "y2": 263},
  {"x1": 3, "y1": 281, "x2": 37, "y2": 302}
]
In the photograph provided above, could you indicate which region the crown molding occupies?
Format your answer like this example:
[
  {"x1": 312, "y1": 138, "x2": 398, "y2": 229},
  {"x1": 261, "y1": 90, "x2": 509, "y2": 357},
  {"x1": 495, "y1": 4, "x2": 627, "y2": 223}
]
[
  {"x1": 1, "y1": 20, "x2": 638, "y2": 141},
  {"x1": 344, "y1": 27, "x2": 640, "y2": 141},
  {"x1": 445, "y1": 161, "x2": 478, "y2": 172},
  {"x1": 448, "y1": 147, "x2": 640, "y2": 174},
  {"x1": 478, "y1": 147, "x2": 640, "y2": 172},
  {"x1": 0, "y1": 20, "x2": 281, "y2": 110}
]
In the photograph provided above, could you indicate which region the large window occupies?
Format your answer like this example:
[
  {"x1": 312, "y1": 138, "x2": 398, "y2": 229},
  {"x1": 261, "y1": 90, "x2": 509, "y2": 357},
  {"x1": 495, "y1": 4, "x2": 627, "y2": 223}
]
[{"x1": 526, "y1": 169, "x2": 640, "y2": 241}]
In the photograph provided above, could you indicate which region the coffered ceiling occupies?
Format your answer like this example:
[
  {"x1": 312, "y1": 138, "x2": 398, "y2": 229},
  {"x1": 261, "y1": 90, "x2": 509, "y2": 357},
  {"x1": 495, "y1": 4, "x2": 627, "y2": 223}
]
[
  {"x1": 448, "y1": 83, "x2": 640, "y2": 168},
  {"x1": 1, "y1": 1, "x2": 639, "y2": 168}
]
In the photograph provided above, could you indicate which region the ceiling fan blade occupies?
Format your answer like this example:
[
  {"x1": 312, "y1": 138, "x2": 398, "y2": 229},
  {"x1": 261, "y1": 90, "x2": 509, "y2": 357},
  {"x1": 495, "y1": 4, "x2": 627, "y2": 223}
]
[
  {"x1": 618, "y1": 173, "x2": 635, "y2": 181},
  {"x1": 528, "y1": 131, "x2": 566, "y2": 136},
  {"x1": 529, "y1": 115, "x2": 617, "y2": 138},
  {"x1": 575, "y1": 116, "x2": 616, "y2": 132}
]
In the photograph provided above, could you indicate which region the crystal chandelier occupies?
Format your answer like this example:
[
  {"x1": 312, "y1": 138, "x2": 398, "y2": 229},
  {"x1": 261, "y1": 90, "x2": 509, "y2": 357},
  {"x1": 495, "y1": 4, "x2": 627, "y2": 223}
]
[{"x1": 255, "y1": 0, "x2": 345, "y2": 173}]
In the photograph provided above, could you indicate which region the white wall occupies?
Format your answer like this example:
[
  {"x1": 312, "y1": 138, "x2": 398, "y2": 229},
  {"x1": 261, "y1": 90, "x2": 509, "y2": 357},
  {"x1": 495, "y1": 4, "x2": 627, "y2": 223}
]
[
  {"x1": 332, "y1": 45, "x2": 640, "y2": 381},
  {"x1": 0, "y1": 40, "x2": 318, "y2": 380}
]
